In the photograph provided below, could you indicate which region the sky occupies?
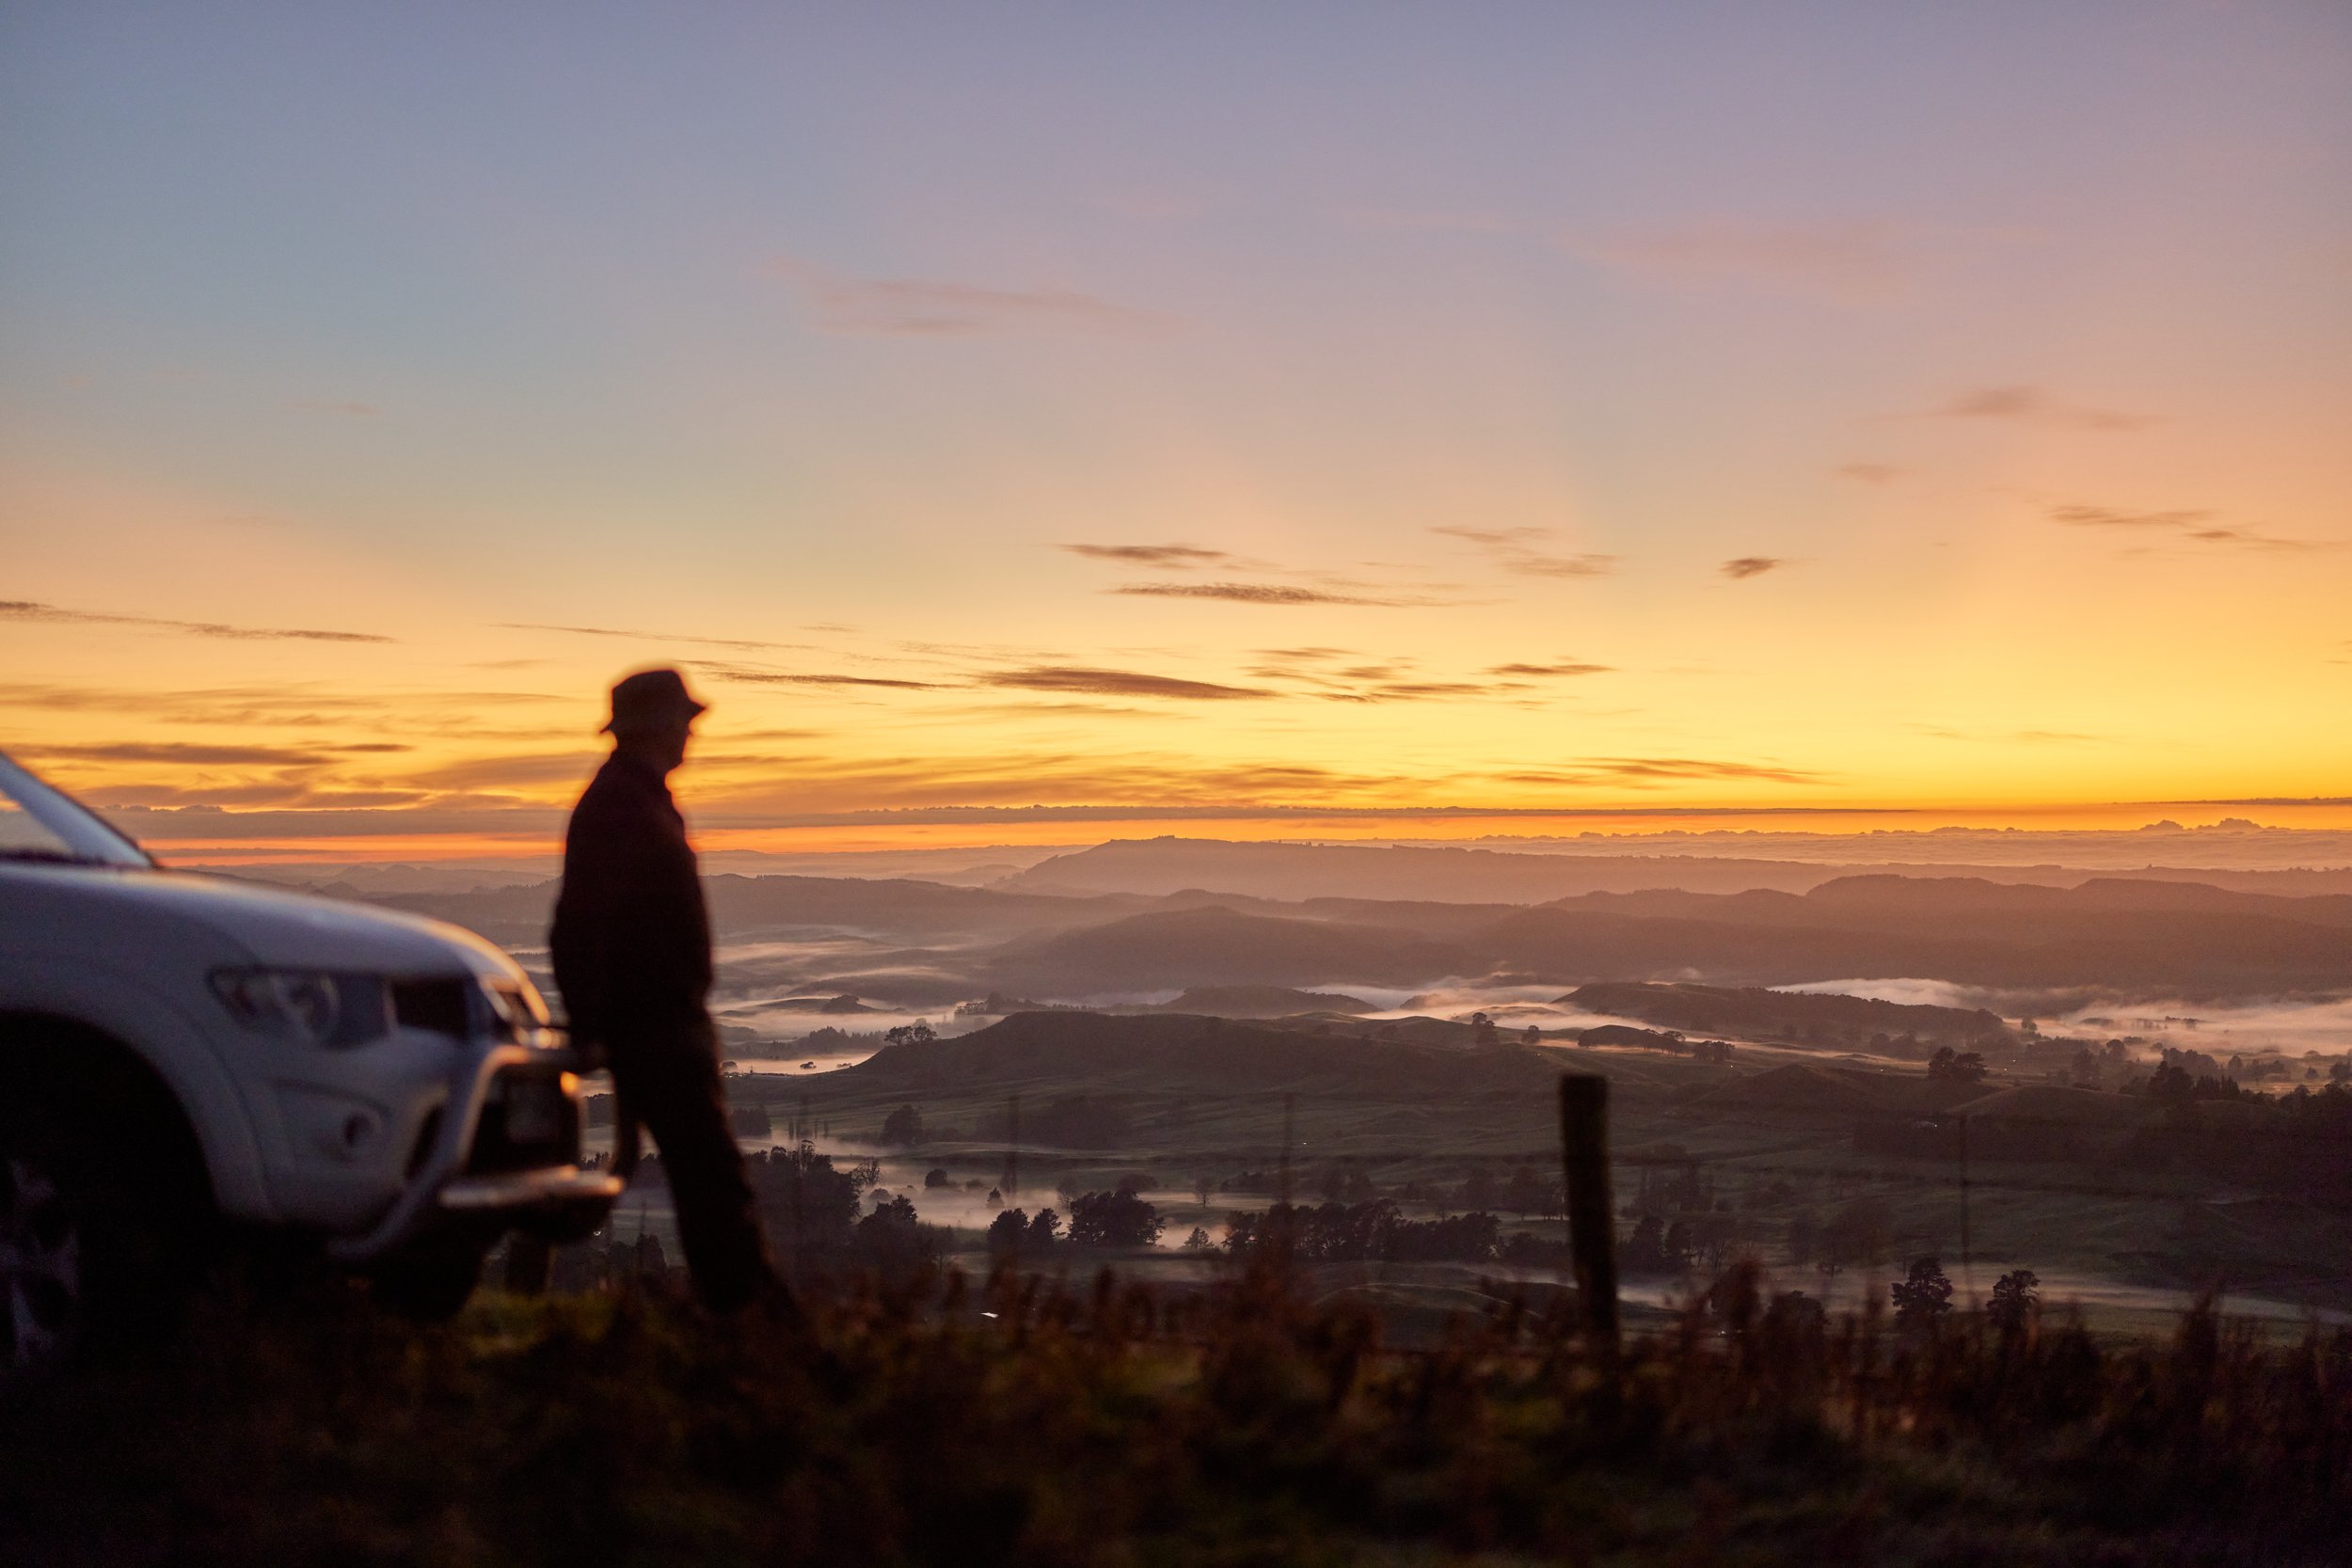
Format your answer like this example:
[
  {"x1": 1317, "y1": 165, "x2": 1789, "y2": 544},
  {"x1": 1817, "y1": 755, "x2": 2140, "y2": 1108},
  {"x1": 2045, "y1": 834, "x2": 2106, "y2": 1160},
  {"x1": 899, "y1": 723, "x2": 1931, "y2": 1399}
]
[{"x1": 4, "y1": 2, "x2": 2349, "y2": 861}]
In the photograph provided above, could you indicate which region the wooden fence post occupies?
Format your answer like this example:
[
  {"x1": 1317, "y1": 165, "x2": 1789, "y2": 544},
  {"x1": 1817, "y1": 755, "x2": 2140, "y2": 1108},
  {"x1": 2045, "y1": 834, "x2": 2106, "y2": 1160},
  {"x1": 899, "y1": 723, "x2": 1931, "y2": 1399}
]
[{"x1": 1558, "y1": 1073, "x2": 1619, "y2": 1346}]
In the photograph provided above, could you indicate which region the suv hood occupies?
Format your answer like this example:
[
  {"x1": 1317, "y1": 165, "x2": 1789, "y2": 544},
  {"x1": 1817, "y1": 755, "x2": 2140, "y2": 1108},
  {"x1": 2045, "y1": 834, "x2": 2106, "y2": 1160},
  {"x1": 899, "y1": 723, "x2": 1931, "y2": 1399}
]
[{"x1": 3, "y1": 863, "x2": 526, "y2": 979}]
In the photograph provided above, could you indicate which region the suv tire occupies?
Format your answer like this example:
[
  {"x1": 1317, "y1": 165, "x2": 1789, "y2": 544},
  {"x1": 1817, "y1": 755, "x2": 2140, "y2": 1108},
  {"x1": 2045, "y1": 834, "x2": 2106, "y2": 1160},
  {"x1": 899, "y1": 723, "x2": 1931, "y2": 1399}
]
[
  {"x1": 0, "y1": 1146, "x2": 84, "y2": 1370},
  {"x1": 0, "y1": 1088, "x2": 210, "y2": 1371}
]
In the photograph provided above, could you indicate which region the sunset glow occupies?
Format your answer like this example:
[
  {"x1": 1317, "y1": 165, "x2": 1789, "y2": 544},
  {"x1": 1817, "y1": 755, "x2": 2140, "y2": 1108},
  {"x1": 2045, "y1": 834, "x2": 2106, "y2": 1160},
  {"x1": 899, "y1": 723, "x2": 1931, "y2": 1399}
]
[{"x1": 6, "y1": 5, "x2": 2347, "y2": 862}]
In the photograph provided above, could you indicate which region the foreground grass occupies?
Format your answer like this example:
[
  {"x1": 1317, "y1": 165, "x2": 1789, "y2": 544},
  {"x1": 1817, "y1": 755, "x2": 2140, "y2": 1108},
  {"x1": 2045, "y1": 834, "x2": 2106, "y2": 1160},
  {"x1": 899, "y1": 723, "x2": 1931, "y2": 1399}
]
[{"x1": 2, "y1": 1264, "x2": 2346, "y2": 1567}]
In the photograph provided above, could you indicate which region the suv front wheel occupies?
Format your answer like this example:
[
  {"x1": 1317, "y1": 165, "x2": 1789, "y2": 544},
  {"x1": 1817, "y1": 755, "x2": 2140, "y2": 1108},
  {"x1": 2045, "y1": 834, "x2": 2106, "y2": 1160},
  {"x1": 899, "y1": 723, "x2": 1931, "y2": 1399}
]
[
  {"x1": 0, "y1": 1149, "x2": 84, "y2": 1370},
  {"x1": 0, "y1": 1046, "x2": 215, "y2": 1374}
]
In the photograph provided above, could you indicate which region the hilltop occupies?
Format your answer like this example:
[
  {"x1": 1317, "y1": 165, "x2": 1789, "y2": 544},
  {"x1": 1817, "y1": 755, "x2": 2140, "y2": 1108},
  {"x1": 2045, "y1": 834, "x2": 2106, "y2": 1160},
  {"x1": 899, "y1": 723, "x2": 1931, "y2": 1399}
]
[
  {"x1": 1567, "y1": 981, "x2": 2014, "y2": 1053},
  {"x1": 835, "y1": 1010, "x2": 1561, "y2": 1099},
  {"x1": 977, "y1": 906, "x2": 1478, "y2": 995}
]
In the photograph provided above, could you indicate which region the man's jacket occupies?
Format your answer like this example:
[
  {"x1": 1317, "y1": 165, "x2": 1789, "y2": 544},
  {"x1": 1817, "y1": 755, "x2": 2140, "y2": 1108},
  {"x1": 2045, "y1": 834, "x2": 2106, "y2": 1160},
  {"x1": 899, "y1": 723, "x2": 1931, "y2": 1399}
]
[{"x1": 549, "y1": 752, "x2": 713, "y2": 1042}]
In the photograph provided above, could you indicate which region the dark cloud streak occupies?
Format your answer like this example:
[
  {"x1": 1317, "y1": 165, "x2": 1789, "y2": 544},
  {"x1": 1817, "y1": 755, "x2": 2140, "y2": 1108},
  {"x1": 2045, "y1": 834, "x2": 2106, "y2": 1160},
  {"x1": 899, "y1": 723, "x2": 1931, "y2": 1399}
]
[
  {"x1": 2050, "y1": 506, "x2": 2337, "y2": 551},
  {"x1": 498, "y1": 622, "x2": 801, "y2": 651},
  {"x1": 1487, "y1": 660, "x2": 1612, "y2": 677},
  {"x1": 977, "y1": 666, "x2": 1274, "y2": 701},
  {"x1": 1112, "y1": 582, "x2": 1438, "y2": 608},
  {"x1": 1059, "y1": 544, "x2": 1233, "y2": 569},
  {"x1": 1430, "y1": 526, "x2": 1614, "y2": 578},
  {"x1": 1935, "y1": 385, "x2": 2153, "y2": 430},
  {"x1": 2, "y1": 600, "x2": 391, "y2": 643}
]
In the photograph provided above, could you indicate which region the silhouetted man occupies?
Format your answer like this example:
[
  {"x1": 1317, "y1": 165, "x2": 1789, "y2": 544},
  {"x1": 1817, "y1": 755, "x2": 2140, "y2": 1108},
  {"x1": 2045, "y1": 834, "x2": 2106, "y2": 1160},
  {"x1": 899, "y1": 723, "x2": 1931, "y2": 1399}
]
[{"x1": 549, "y1": 668, "x2": 783, "y2": 1314}]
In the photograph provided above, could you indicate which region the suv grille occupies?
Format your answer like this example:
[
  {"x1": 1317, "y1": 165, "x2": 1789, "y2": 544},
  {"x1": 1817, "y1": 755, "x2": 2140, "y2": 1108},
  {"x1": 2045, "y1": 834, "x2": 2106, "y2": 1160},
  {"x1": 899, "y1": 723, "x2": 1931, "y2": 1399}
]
[
  {"x1": 391, "y1": 977, "x2": 471, "y2": 1037},
  {"x1": 467, "y1": 1066, "x2": 581, "y2": 1174}
]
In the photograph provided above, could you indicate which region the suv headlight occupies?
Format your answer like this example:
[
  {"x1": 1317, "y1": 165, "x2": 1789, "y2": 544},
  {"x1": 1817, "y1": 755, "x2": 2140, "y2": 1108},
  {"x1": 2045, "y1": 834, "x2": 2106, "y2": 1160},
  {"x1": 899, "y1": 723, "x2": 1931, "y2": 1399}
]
[{"x1": 211, "y1": 968, "x2": 391, "y2": 1048}]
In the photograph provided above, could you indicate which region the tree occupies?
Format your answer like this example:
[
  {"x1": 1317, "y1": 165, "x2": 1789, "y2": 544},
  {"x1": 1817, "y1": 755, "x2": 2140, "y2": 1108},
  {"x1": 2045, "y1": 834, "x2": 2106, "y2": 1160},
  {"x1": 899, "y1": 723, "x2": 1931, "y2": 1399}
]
[
  {"x1": 1521, "y1": 1024, "x2": 1542, "y2": 1046},
  {"x1": 1821, "y1": 1196, "x2": 1895, "y2": 1271},
  {"x1": 883, "y1": 1020, "x2": 936, "y2": 1048},
  {"x1": 854, "y1": 1193, "x2": 943, "y2": 1276},
  {"x1": 748, "y1": 1143, "x2": 870, "y2": 1272},
  {"x1": 1622, "y1": 1214, "x2": 1674, "y2": 1274},
  {"x1": 1182, "y1": 1226, "x2": 1213, "y2": 1251},
  {"x1": 986, "y1": 1208, "x2": 1028, "y2": 1258},
  {"x1": 1765, "y1": 1290, "x2": 1827, "y2": 1337},
  {"x1": 2331, "y1": 1059, "x2": 2351, "y2": 1085},
  {"x1": 1470, "y1": 1011, "x2": 1500, "y2": 1048},
  {"x1": 1988, "y1": 1268, "x2": 2041, "y2": 1333},
  {"x1": 1891, "y1": 1256, "x2": 1954, "y2": 1329},
  {"x1": 924, "y1": 1167, "x2": 951, "y2": 1189},
  {"x1": 1459, "y1": 1167, "x2": 1500, "y2": 1212},
  {"x1": 1025, "y1": 1209, "x2": 1063, "y2": 1252},
  {"x1": 1318, "y1": 1164, "x2": 1350, "y2": 1204},
  {"x1": 1927, "y1": 1047, "x2": 1987, "y2": 1084},
  {"x1": 1502, "y1": 1165, "x2": 1546, "y2": 1219},
  {"x1": 880, "y1": 1103, "x2": 925, "y2": 1145},
  {"x1": 1068, "y1": 1184, "x2": 1163, "y2": 1248}
]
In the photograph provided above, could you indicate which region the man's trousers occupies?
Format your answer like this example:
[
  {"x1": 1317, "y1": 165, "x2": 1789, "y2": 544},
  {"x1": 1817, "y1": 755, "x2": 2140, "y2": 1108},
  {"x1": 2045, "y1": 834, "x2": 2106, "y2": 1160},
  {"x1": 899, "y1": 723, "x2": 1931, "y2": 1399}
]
[{"x1": 608, "y1": 1015, "x2": 776, "y2": 1312}]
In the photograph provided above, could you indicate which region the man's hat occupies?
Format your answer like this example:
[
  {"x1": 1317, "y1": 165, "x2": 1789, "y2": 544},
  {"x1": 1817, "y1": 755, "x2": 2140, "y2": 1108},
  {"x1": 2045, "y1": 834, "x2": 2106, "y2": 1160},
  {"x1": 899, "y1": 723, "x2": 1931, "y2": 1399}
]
[{"x1": 601, "y1": 667, "x2": 707, "y2": 733}]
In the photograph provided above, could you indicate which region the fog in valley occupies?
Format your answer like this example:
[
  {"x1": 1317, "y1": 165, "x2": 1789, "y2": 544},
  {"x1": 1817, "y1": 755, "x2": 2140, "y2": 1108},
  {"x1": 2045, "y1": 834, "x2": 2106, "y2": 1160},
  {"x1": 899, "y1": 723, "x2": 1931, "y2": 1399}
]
[{"x1": 225, "y1": 828, "x2": 2352, "y2": 1334}]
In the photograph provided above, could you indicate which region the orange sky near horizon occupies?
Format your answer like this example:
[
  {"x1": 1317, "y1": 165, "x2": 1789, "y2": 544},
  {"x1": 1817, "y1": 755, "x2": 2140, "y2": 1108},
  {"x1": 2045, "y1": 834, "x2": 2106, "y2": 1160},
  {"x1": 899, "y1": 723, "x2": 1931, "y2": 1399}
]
[{"x1": 4, "y1": 7, "x2": 2348, "y2": 858}]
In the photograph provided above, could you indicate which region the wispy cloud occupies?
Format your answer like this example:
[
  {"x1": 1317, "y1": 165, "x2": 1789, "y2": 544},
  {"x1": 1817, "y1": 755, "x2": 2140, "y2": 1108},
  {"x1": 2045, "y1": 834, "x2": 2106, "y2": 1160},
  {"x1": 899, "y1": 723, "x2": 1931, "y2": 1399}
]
[
  {"x1": 941, "y1": 701, "x2": 1157, "y2": 721},
  {"x1": 1254, "y1": 646, "x2": 1355, "y2": 663},
  {"x1": 1505, "y1": 756, "x2": 1820, "y2": 786},
  {"x1": 2050, "y1": 505, "x2": 2208, "y2": 530},
  {"x1": 687, "y1": 660, "x2": 946, "y2": 691},
  {"x1": 1720, "y1": 557, "x2": 1791, "y2": 579},
  {"x1": 1486, "y1": 660, "x2": 1612, "y2": 677},
  {"x1": 2050, "y1": 506, "x2": 2337, "y2": 551},
  {"x1": 0, "y1": 600, "x2": 392, "y2": 643},
  {"x1": 497, "y1": 621, "x2": 803, "y2": 652},
  {"x1": 1332, "y1": 681, "x2": 1500, "y2": 702},
  {"x1": 1935, "y1": 385, "x2": 2153, "y2": 431},
  {"x1": 1430, "y1": 526, "x2": 1615, "y2": 578},
  {"x1": 1562, "y1": 219, "x2": 1913, "y2": 299},
  {"x1": 770, "y1": 255, "x2": 1168, "y2": 339},
  {"x1": 976, "y1": 666, "x2": 1273, "y2": 701},
  {"x1": 1111, "y1": 582, "x2": 1443, "y2": 608},
  {"x1": 1837, "y1": 463, "x2": 1904, "y2": 484},
  {"x1": 0, "y1": 682, "x2": 557, "y2": 730},
  {"x1": 1590, "y1": 757, "x2": 1819, "y2": 784},
  {"x1": 1058, "y1": 543, "x2": 1236, "y2": 569},
  {"x1": 2181, "y1": 526, "x2": 2337, "y2": 551},
  {"x1": 11, "y1": 741, "x2": 375, "y2": 767},
  {"x1": 1912, "y1": 724, "x2": 2101, "y2": 745}
]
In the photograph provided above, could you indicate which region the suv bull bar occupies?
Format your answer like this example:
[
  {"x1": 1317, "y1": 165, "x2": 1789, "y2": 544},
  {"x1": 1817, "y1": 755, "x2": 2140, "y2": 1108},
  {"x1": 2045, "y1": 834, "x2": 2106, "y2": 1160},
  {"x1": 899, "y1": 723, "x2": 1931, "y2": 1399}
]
[{"x1": 326, "y1": 1039, "x2": 623, "y2": 1264}]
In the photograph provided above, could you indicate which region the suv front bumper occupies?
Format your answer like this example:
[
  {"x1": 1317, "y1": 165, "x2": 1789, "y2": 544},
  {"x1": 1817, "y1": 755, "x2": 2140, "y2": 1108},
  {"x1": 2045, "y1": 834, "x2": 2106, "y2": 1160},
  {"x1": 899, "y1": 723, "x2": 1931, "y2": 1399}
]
[{"x1": 326, "y1": 1041, "x2": 622, "y2": 1264}]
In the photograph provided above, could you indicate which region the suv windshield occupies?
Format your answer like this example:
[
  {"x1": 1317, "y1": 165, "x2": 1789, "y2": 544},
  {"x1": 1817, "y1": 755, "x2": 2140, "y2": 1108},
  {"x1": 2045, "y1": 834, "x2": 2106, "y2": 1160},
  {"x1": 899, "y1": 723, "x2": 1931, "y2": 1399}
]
[{"x1": 0, "y1": 752, "x2": 154, "y2": 867}]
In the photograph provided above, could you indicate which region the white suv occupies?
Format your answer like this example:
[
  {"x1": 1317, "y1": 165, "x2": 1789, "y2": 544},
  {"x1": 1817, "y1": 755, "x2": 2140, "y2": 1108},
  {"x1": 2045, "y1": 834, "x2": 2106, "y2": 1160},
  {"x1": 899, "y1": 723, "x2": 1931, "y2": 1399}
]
[{"x1": 0, "y1": 752, "x2": 619, "y2": 1367}]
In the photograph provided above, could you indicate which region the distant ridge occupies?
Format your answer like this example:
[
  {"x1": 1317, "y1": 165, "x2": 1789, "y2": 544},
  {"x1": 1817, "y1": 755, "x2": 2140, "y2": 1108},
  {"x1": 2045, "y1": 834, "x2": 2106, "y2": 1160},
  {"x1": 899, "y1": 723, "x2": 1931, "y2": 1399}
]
[
  {"x1": 999, "y1": 837, "x2": 2352, "y2": 902},
  {"x1": 980, "y1": 906, "x2": 1476, "y2": 994}
]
